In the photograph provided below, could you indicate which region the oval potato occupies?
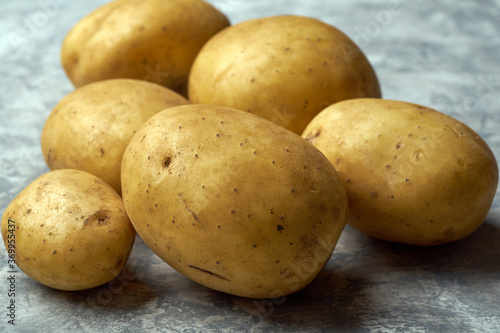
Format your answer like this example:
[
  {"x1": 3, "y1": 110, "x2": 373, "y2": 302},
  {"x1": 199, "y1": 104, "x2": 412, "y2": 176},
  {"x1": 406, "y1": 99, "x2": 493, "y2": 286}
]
[
  {"x1": 121, "y1": 104, "x2": 348, "y2": 298},
  {"x1": 41, "y1": 79, "x2": 189, "y2": 194},
  {"x1": 188, "y1": 15, "x2": 381, "y2": 134},
  {"x1": 1, "y1": 169, "x2": 136, "y2": 291},
  {"x1": 61, "y1": 0, "x2": 230, "y2": 95},
  {"x1": 302, "y1": 98, "x2": 498, "y2": 246}
]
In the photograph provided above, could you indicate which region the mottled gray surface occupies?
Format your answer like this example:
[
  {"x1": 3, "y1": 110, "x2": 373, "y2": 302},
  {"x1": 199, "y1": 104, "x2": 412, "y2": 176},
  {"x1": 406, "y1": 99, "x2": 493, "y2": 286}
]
[{"x1": 1, "y1": 0, "x2": 500, "y2": 332}]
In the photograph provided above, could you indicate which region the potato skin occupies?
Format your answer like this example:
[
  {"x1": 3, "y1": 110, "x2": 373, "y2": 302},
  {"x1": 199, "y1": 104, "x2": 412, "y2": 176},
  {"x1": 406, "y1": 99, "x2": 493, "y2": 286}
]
[
  {"x1": 188, "y1": 15, "x2": 381, "y2": 134},
  {"x1": 41, "y1": 79, "x2": 189, "y2": 194},
  {"x1": 61, "y1": 0, "x2": 230, "y2": 96},
  {"x1": 1, "y1": 169, "x2": 136, "y2": 291},
  {"x1": 302, "y1": 98, "x2": 499, "y2": 246},
  {"x1": 121, "y1": 104, "x2": 347, "y2": 298}
]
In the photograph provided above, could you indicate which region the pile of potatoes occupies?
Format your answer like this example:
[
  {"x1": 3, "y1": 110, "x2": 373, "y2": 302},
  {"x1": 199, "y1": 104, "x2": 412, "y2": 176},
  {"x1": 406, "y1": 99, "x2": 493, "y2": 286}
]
[{"x1": 2, "y1": 0, "x2": 498, "y2": 299}]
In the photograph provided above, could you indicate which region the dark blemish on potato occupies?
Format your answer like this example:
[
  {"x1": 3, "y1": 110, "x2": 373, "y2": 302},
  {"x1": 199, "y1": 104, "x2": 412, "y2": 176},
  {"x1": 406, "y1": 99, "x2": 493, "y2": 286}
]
[
  {"x1": 148, "y1": 156, "x2": 151, "y2": 160},
  {"x1": 291, "y1": 189, "x2": 295, "y2": 193},
  {"x1": 100, "y1": 148, "x2": 105, "y2": 157},
  {"x1": 233, "y1": 188, "x2": 237, "y2": 192},
  {"x1": 142, "y1": 59, "x2": 148, "y2": 64},
  {"x1": 308, "y1": 68, "x2": 313, "y2": 72},
  {"x1": 217, "y1": 225, "x2": 221, "y2": 229},
  {"x1": 385, "y1": 165, "x2": 391, "y2": 169},
  {"x1": 216, "y1": 261, "x2": 220, "y2": 265},
  {"x1": 183, "y1": 200, "x2": 201, "y2": 225},
  {"x1": 408, "y1": 133, "x2": 413, "y2": 137},
  {"x1": 250, "y1": 78, "x2": 255, "y2": 83},
  {"x1": 69, "y1": 247, "x2": 73, "y2": 251},
  {"x1": 247, "y1": 214, "x2": 251, "y2": 218},
  {"x1": 195, "y1": 154, "x2": 199, "y2": 158},
  {"x1": 356, "y1": 216, "x2": 361, "y2": 219},
  {"x1": 286, "y1": 149, "x2": 290, "y2": 153},
  {"x1": 188, "y1": 265, "x2": 229, "y2": 281},
  {"x1": 216, "y1": 133, "x2": 220, "y2": 138},
  {"x1": 371, "y1": 192, "x2": 378, "y2": 198},
  {"x1": 178, "y1": 125, "x2": 182, "y2": 130},
  {"x1": 141, "y1": 135, "x2": 146, "y2": 142},
  {"x1": 253, "y1": 244, "x2": 257, "y2": 248},
  {"x1": 285, "y1": 47, "x2": 290, "y2": 51},
  {"x1": 270, "y1": 209, "x2": 274, "y2": 214},
  {"x1": 40, "y1": 224, "x2": 44, "y2": 227},
  {"x1": 429, "y1": 220, "x2": 434, "y2": 224},
  {"x1": 220, "y1": 121, "x2": 225, "y2": 124},
  {"x1": 49, "y1": 232, "x2": 52, "y2": 235},
  {"x1": 83, "y1": 210, "x2": 110, "y2": 228},
  {"x1": 272, "y1": 161, "x2": 276, "y2": 164},
  {"x1": 231, "y1": 210, "x2": 236, "y2": 214},
  {"x1": 43, "y1": 239, "x2": 46, "y2": 243},
  {"x1": 279, "y1": 215, "x2": 285, "y2": 221},
  {"x1": 305, "y1": 130, "x2": 320, "y2": 142},
  {"x1": 163, "y1": 156, "x2": 172, "y2": 168},
  {"x1": 346, "y1": 179, "x2": 350, "y2": 183},
  {"x1": 396, "y1": 143, "x2": 402, "y2": 149},
  {"x1": 253, "y1": 151, "x2": 257, "y2": 155},
  {"x1": 26, "y1": 209, "x2": 32, "y2": 215},
  {"x1": 277, "y1": 225, "x2": 284, "y2": 232},
  {"x1": 405, "y1": 179, "x2": 410, "y2": 182},
  {"x1": 162, "y1": 25, "x2": 167, "y2": 31},
  {"x1": 202, "y1": 185, "x2": 205, "y2": 189},
  {"x1": 289, "y1": 242, "x2": 294, "y2": 246},
  {"x1": 53, "y1": 250, "x2": 57, "y2": 254},
  {"x1": 406, "y1": 224, "x2": 410, "y2": 227},
  {"x1": 239, "y1": 143, "x2": 244, "y2": 147},
  {"x1": 276, "y1": 259, "x2": 280, "y2": 264}
]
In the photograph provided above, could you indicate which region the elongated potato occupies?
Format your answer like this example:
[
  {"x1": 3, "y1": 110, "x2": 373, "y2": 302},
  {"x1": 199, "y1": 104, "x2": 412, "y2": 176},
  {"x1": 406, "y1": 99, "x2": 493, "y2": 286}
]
[
  {"x1": 303, "y1": 98, "x2": 498, "y2": 246},
  {"x1": 1, "y1": 169, "x2": 136, "y2": 291},
  {"x1": 61, "y1": 0, "x2": 230, "y2": 95},
  {"x1": 121, "y1": 104, "x2": 348, "y2": 298}
]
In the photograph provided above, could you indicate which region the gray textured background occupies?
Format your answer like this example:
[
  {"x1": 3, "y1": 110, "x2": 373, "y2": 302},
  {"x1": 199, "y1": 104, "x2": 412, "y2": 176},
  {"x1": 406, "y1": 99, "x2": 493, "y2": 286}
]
[{"x1": 1, "y1": 0, "x2": 499, "y2": 332}]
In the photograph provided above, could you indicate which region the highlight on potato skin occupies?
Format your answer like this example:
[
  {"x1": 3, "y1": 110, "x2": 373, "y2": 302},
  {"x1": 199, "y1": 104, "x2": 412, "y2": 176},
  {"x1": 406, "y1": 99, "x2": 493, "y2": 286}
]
[
  {"x1": 302, "y1": 98, "x2": 498, "y2": 246},
  {"x1": 121, "y1": 104, "x2": 348, "y2": 298},
  {"x1": 1, "y1": 169, "x2": 136, "y2": 291},
  {"x1": 61, "y1": 0, "x2": 230, "y2": 96},
  {"x1": 188, "y1": 14, "x2": 381, "y2": 135}
]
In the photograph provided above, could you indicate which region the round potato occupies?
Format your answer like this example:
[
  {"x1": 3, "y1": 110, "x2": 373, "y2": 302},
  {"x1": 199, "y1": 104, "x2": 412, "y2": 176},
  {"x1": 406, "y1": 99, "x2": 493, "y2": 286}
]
[
  {"x1": 61, "y1": 0, "x2": 230, "y2": 96},
  {"x1": 302, "y1": 98, "x2": 499, "y2": 246},
  {"x1": 41, "y1": 78, "x2": 189, "y2": 194},
  {"x1": 1, "y1": 169, "x2": 136, "y2": 291},
  {"x1": 188, "y1": 15, "x2": 381, "y2": 134},
  {"x1": 121, "y1": 104, "x2": 348, "y2": 298}
]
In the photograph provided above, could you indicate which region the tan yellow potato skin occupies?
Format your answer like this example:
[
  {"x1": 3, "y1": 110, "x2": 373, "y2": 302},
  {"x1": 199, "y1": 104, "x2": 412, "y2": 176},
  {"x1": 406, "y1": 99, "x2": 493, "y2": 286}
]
[
  {"x1": 61, "y1": 0, "x2": 230, "y2": 96},
  {"x1": 302, "y1": 98, "x2": 498, "y2": 246},
  {"x1": 1, "y1": 169, "x2": 136, "y2": 291},
  {"x1": 188, "y1": 15, "x2": 381, "y2": 134},
  {"x1": 121, "y1": 104, "x2": 347, "y2": 298},
  {"x1": 41, "y1": 79, "x2": 189, "y2": 194}
]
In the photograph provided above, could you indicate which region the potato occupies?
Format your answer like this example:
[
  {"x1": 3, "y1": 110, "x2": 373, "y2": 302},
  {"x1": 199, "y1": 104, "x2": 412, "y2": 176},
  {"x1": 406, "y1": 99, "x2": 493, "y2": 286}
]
[
  {"x1": 121, "y1": 104, "x2": 347, "y2": 298},
  {"x1": 61, "y1": 0, "x2": 230, "y2": 96},
  {"x1": 302, "y1": 98, "x2": 499, "y2": 246},
  {"x1": 41, "y1": 78, "x2": 189, "y2": 194},
  {"x1": 1, "y1": 169, "x2": 136, "y2": 291},
  {"x1": 188, "y1": 15, "x2": 381, "y2": 134}
]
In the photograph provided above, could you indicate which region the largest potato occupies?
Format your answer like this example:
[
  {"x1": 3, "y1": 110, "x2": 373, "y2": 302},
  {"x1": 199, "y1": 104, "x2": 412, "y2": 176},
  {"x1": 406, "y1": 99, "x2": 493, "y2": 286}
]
[
  {"x1": 61, "y1": 0, "x2": 230, "y2": 96},
  {"x1": 121, "y1": 104, "x2": 348, "y2": 298}
]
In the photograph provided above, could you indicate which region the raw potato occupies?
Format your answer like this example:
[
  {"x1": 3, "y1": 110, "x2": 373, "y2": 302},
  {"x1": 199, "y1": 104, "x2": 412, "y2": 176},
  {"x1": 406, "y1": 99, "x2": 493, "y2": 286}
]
[
  {"x1": 121, "y1": 104, "x2": 348, "y2": 298},
  {"x1": 61, "y1": 0, "x2": 230, "y2": 96},
  {"x1": 188, "y1": 15, "x2": 381, "y2": 134},
  {"x1": 302, "y1": 98, "x2": 499, "y2": 246},
  {"x1": 1, "y1": 169, "x2": 136, "y2": 291},
  {"x1": 41, "y1": 78, "x2": 189, "y2": 194}
]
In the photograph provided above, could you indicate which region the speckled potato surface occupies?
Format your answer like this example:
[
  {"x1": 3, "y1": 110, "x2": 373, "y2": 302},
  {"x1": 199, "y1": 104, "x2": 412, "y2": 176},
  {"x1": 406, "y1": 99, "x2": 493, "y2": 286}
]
[
  {"x1": 302, "y1": 98, "x2": 499, "y2": 246},
  {"x1": 41, "y1": 78, "x2": 189, "y2": 194},
  {"x1": 121, "y1": 104, "x2": 348, "y2": 298},
  {"x1": 61, "y1": 0, "x2": 230, "y2": 96},
  {"x1": 188, "y1": 15, "x2": 381, "y2": 134},
  {"x1": 1, "y1": 169, "x2": 136, "y2": 291}
]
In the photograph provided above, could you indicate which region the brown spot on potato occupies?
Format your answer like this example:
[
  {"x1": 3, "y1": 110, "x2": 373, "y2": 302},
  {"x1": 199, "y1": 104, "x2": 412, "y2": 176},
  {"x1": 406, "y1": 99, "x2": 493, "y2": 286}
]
[
  {"x1": 53, "y1": 250, "x2": 57, "y2": 254},
  {"x1": 163, "y1": 156, "x2": 172, "y2": 168},
  {"x1": 277, "y1": 225, "x2": 284, "y2": 232},
  {"x1": 100, "y1": 147, "x2": 105, "y2": 157},
  {"x1": 83, "y1": 210, "x2": 110, "y2": 228}
]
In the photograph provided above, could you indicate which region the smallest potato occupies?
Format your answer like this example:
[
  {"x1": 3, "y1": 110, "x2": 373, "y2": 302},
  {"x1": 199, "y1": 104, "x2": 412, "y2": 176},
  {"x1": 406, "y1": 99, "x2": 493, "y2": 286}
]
[{"x1": 1, "y1": 169, "x2": 136, "y2": 291}]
